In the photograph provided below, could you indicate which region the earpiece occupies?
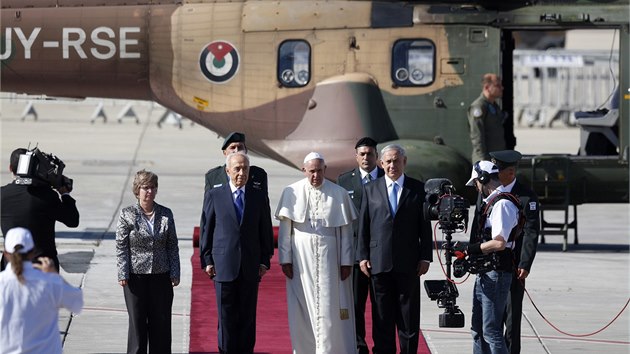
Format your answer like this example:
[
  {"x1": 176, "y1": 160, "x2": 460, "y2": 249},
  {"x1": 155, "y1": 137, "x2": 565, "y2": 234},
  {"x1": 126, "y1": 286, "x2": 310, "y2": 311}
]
[{"x1": 474, "y1": 161, "x2": 491, "y2": 185}]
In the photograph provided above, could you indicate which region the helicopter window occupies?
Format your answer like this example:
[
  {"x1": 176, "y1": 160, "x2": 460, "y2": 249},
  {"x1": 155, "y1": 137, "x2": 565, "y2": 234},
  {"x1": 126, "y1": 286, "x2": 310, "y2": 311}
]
[
  {"x1": 278, "y1": 40, "x2": 311, "y2": 88},
  {"x1": 391, "y1": 39, "x2": 435, "y2": 87}
]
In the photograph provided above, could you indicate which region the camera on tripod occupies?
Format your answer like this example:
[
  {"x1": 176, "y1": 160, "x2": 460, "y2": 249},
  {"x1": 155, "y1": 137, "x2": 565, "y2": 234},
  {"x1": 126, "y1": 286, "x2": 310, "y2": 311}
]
[
  {"x1": 16, "y1": 147, "x2": 73, "y2": 191},
  {"x1": 422, "y1": 178, "x2": 470, "y2": 328}
]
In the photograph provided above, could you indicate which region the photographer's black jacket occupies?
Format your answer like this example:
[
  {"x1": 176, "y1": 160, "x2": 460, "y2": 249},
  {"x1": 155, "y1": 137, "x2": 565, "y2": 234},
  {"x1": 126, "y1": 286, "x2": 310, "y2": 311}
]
[{"x1": 1, "y1": 182, "x2": 79, "y2": 258}]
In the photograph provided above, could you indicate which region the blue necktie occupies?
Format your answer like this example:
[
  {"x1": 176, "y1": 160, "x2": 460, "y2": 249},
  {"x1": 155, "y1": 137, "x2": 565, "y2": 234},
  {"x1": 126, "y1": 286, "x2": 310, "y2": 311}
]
[
  {"x1": 234, "y1": 189, "x2": 244, "y2": 223},
  {"x1": 389, "y1": 182, "x2": 398, "y2": 215}
]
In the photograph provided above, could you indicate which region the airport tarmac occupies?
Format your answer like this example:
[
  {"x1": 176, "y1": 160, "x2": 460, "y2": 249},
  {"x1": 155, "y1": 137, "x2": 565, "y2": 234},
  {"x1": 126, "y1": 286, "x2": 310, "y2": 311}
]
[{"x1": 1, "y1": 98, "x2": 628, "y2": 354}]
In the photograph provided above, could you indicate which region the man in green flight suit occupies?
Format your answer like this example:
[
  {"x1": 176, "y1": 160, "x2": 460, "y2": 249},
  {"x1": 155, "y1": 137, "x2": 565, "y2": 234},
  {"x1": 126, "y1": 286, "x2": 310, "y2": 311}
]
[{"x1": 468, "y1": 73, "x2": 507, "y2": 163}]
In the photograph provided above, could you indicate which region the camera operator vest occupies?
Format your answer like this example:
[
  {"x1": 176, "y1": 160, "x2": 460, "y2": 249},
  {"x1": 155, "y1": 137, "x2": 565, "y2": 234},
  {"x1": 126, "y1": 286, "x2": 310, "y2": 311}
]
[{"x1": 475, "y1": 192, "x2": 525, "y2": 272}]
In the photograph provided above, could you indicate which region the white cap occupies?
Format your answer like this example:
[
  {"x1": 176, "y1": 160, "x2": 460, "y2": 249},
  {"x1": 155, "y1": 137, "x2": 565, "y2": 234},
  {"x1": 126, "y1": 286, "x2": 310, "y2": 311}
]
[
  {"x1": 4, "y1": 227, "x2": 34, "y2": 254},
  {"x1": 303, "y1": 152, "x2": 324, "y2": 164},
  {"x1": 466, "y1": 160, "x2": 499, "y2": 186}
]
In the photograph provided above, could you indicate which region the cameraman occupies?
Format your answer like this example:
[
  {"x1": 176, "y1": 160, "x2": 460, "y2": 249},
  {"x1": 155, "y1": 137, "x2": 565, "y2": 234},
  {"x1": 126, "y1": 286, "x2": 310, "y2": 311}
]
[
  {"x1": 459, "y1": 161, "x2": 519, "y2": 354},
  {"x1": 1, "y1": 148, "x2": 79, "y2": 271}
]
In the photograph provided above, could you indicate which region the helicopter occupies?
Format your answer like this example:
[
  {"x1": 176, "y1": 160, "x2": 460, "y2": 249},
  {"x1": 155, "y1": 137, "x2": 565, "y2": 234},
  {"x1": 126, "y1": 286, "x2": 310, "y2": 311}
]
[{"x1": 1, "y1": 0, "x2": 628, "y2": 204}]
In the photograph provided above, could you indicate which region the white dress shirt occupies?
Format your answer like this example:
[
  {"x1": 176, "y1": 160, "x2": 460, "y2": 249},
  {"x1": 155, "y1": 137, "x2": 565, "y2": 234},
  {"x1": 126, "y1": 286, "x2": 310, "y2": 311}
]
[
  {"x1": 359, "y1": 167, "x2": 378, "y2": 184},
  {"x1": 384, "y1": 174, "x2": 405, "y2": 206}
]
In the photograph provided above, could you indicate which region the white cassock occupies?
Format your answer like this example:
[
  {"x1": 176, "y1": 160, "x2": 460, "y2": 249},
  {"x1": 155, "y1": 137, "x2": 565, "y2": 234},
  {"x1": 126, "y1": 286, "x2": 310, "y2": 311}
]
[{"x1": 275, "y1": 179, "x2": 358, "y2": 354}]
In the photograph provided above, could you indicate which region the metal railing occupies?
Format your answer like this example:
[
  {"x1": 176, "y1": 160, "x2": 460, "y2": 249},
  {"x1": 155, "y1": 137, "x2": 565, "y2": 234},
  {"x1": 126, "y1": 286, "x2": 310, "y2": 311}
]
[{"x1": 513, "y1": 49, "x2": 619, "y2": 128}]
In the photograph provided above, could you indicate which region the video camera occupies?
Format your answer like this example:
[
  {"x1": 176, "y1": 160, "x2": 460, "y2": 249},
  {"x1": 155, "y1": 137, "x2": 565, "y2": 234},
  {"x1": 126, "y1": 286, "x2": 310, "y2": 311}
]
[
  {"x1": 423, "y1": 178, "x2": 469, "y2": 232},
  {"x1": 15, "y1": 147, "x2": 73, "y2": 191},
  {"x1": 422, "y1": 178, "x2": 470, "y2": 328}
]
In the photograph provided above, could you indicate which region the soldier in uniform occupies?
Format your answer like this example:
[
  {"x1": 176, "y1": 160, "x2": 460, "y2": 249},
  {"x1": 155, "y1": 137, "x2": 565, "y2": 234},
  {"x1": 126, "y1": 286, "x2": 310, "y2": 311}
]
[
  {"x1": 490, "y1": 150, "x2": 540, "y2": 354},
  {"x1": 468, "y1": 73, "x2": 507, "y2": 163},
  {"x1": 337, "y1": 137, "x2": 384, "y2": 354}
]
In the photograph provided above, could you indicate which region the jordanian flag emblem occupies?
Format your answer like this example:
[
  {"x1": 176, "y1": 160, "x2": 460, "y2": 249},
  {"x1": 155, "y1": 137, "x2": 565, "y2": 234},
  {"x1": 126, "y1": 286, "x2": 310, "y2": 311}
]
[{"x1": 199, "y1": 41, "x2": 240, "y2": 83}]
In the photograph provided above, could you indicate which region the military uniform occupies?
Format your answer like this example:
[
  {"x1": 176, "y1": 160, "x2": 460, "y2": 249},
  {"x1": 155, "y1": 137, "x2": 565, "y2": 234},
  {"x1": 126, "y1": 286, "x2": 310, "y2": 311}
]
[
  {"x1": 502, "y1": 179, "x2": 539, "y2": 354},
  {"x1": 336, "y1": 136, "x2": 384, "y2": 354},
  {"x1": 468, "y1": 94, "x2": 507, "y2": 163}
]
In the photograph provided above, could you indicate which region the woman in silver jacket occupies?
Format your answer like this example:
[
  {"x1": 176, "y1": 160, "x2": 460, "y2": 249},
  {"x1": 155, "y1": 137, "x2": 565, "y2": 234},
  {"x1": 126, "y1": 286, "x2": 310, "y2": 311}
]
[{"x1": 116, "y1": 170, "x2": 180, "y2": 354}]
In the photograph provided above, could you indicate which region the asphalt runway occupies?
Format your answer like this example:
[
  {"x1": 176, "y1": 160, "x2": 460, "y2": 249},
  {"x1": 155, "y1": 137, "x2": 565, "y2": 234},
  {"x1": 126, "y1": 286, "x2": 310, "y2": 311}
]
[{"x1": 1, "y1": 98, "x2": 628, "y2": 353}]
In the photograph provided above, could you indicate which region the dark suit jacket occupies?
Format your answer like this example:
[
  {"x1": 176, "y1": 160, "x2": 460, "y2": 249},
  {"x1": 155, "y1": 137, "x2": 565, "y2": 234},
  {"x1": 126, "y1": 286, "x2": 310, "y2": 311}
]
[
  {"x1": 357, "y1": 175, "x2": 433, "y2": 274},
  {"x1": 200, "y1": 183, "x2": 273, "y2": 282},
  {"x1": 337, "y1": 167, "x2": 385, "y2": 256},
  {"x1": 201, "y1": 164, "x2": 268, "y2": 229},
  {"x1": 1, "y1": 182, "x2": 79, "y2": 258}
]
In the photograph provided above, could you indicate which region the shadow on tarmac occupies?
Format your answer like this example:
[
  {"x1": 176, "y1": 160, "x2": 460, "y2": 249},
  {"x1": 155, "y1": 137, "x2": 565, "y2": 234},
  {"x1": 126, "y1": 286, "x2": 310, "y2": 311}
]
[{"x1": 58, "y1": 251, "x2": 95, "y2": 273}]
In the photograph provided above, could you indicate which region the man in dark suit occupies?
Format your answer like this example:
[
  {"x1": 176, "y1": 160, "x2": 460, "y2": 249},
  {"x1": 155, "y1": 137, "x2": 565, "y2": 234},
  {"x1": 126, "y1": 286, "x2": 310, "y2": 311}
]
[
  {"x1": 1, "y1": 148, "x2": 79, "y2": 271},
  {"x1": 200, "y1": 151, "x2": 274, "y2": 354},
  {"x1": 337, "y1": 136, "x2": 384, "y2": 354},
  {"x1": 357, "y1": 144, "x2": 433, "y2": 354},
  {"x1": 490, "y1": 150, "x2": 540, "y2": 354},
  {"x1": 201, "y1": 132, "x2": 268, "y2": 238}
]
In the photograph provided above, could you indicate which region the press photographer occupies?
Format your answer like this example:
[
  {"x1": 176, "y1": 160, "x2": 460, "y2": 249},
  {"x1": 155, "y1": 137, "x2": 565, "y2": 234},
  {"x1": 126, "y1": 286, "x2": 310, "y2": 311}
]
[
  {"x1": 459, "y1": 160, "x2": 522, "y2": 353},
  {"x1": 1, "y1": 147, "x2": 79, "y2": 271},
  {"x1": 422, "y1": 178, "x2": 469, "y2": 328}
]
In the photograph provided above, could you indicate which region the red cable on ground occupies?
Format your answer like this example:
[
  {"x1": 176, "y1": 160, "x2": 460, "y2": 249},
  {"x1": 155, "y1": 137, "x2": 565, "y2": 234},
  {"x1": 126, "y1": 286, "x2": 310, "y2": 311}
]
[
  {"x1": 523, "y1": 283, "x2": 630, "y2": 337},
  {"x1": 432, "y1": 219, "x2": 629, "y2": 339}
]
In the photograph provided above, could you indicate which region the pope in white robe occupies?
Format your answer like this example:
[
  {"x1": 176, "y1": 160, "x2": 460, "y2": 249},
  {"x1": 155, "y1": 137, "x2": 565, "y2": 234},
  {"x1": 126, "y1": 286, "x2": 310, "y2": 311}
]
[{"x1": 275, "y1": 152, "x2": 358, "y2": 354}]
